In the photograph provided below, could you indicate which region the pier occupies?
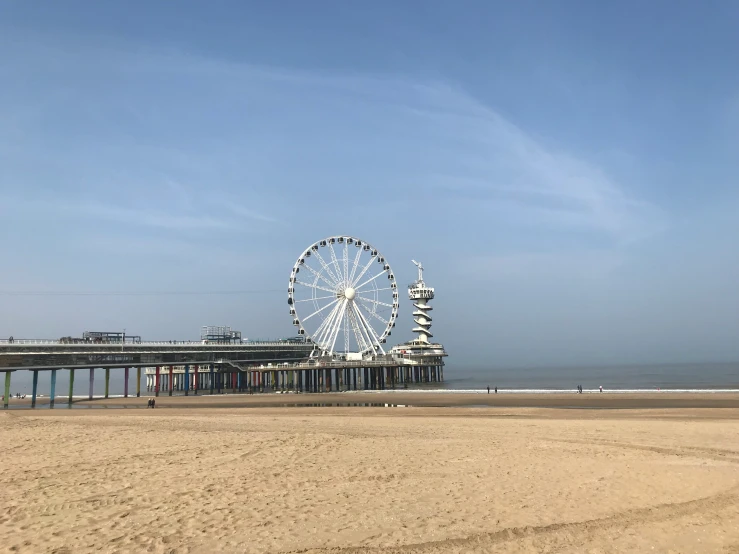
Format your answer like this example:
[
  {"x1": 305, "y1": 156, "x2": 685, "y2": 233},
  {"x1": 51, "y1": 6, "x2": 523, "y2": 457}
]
[{"x1": 0, "y1": 339, "x2": 445, "y2": 408}]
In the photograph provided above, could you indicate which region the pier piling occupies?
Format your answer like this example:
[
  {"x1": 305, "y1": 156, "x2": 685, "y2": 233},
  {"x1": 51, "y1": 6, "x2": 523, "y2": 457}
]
[
  {"x1": 3, "y1": 372, "x2": 10, "y2": 409},
  {"x1": 50, "y1": 369, "x2": 57, "y2": 408},
  {"x1": 31, "y1": 370, "x2": 39, "y2": 408},
  {"x1": 124, "y1": 367, "x2": 129, "y2": 398},
  {"x1": 105, "y1": 368, "x2": 110, "y2": 399},
  {"x1": 136, "y1": 367, "x2": 141, "y2": 397},
  {"x1": 68, "y1": 369, "x2": 75, "y2": 404},
  {"x1": 169, "y1": 365, "x2": 174, "y2": 396}
]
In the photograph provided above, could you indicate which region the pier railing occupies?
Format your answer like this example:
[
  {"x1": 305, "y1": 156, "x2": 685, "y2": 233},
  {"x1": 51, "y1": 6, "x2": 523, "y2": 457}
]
[{"x1": 0, "y1": 340, "x2": 309, "y2": 347}]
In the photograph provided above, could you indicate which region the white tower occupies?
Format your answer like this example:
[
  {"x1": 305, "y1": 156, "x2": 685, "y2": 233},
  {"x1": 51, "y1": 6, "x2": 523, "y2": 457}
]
[{"x1": 409, "y1": 260, "x2": 434, "y2": 343}]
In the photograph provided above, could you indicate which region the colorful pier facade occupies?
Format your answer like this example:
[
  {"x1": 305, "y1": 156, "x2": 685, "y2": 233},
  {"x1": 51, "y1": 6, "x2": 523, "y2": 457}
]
[{"x1": 143, "y1": 358, "x2": 443, "y2": 395}]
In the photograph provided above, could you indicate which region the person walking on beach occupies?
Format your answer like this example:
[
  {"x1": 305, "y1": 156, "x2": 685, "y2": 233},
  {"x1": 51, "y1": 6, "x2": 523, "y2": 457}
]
[
  {"x1": 487, "y1": 386, "x2": 490, "y2": 394},
  {"x1": 599, "y1": 385, "x2": 603, "y2": 393},
  {"x1": 494, "y1": 386, "x2": 497, "y2": 394}
]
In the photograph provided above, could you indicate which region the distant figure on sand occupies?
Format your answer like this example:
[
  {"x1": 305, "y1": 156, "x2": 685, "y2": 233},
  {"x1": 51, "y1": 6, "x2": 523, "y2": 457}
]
[
  {"x1": 487, "y1": 386, "x2": 490, "y2": 394},
  {"x1": 495, "y1": 386, "x2": 497, "y2": 394},
  {"x1": 599, "y1": 386, "x2": 603, "y2": 393}
]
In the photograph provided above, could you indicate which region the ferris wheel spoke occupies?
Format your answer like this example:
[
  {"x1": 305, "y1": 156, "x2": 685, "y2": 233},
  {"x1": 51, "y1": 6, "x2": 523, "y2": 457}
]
[
  {"x1": 354, "y1": 305, "x2": 376, "y2": 353},
  {"x1": 302, "y1": 262, "x2": 340, "y2": 291},
  {"x1": 295, "y1": 295, "x2": 336, "y2": 303},
  {"x1": 343, "y1": 305, "x2": 350, "y2": 354},
  {"x1": 318, "y1": 298, "x2": 343, "y2": 354},
  {"x1": 356, "y1": 296, "x2": 394, "y2": 309},
  {"x1": 325, "y1": 302, "x2": 344, "y2": 353},
  {"x1": 353, "y1": 303, "x2": 384, "y2": 353},
  {"x1": 353, "y1": 302, "x2": 380, "y2": 342},
  {"x1": 312, "y1": 248, "x2": 342, "y2": 287},
  {"x1": 314, "y1": 299, "x2": 344, "y2": 347},
  {"x1": 348, "y1": 304, "x2": 371, "y2": 352},
  {"x1": 351, "y1": 255, "x2": 377, "y2": 288},
  {"x1": 328, "y1": 242, "x2": 344, "y2": 287},
  {"x1": 356, "y1": 300, "x2": 391, "y2": 325},
  {"x1": 361, "y1": 286, "x2": 392, "y2": 293},
  {"x1": 302, "y1": 297, "x2": 340, "y2": 322},
  {"x1": 294, "y1": 280, "x2": 337, "y2": 295},
  {"x1": 343, "y1": 241, "x2": 349, "y2": 286},
  {"x1": 348, "y1": 246, "x2": 363, "y2": 284},
  {"x1": 328, "y1": 299, "x2": 348, "y2": 354},
  {"x1": 355, "y1": 269, "x2": 388, "y2": 292}
]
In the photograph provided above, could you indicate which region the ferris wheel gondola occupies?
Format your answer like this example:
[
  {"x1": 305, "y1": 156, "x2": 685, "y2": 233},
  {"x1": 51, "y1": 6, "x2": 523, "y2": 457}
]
[{"x1": 288, "y1": 236, "x2": 399, "y2": 357}]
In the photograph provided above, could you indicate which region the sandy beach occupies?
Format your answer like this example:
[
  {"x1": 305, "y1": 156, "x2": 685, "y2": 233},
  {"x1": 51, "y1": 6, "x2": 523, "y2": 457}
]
[{"x1": 2, "y1": 399, "x2": 739, "y2": 553}]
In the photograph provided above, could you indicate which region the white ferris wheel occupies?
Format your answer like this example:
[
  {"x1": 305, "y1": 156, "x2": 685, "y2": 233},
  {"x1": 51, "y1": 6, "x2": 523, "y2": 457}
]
[{"x1": 288, "y1": 236, "x2": 399, "y2": 357}]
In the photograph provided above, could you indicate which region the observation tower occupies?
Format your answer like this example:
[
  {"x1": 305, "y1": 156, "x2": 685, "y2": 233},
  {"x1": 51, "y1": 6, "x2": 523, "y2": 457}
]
[
  {"x1": 409, "y1": 260, "x2": 434, "y2": 343},
  {"x1": 389, "y1": 260, "x2": 448, "y2": 382}
]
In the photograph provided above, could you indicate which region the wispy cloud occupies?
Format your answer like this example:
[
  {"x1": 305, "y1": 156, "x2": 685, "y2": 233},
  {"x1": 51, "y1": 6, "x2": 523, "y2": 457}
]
[
  {"x1": 0, "y1": 31, "x2": 663, "y2": 246},
  {"x1": 461, "y1": 250, "x2": 626, "y2": 281},
  {"x1": 73, "y1": 203, "x2": 235, "y2": 231},
  {"x1": 394, "y1": 83, "x2": 666, "y2": 244}
]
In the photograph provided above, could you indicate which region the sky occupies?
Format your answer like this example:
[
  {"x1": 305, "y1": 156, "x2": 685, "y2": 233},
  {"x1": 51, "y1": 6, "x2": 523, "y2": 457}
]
[{"x1": 1, "y1": 0, "x2": 738, "y2": 368}]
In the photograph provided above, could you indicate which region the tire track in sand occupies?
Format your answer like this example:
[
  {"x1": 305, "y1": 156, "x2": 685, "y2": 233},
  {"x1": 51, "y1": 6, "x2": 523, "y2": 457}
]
[{"x1": 287, "y1": 484, "x2": 739, "y2": 553}]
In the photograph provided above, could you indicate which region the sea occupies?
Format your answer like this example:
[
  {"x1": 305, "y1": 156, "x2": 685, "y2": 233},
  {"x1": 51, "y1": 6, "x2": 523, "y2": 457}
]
[{"x1": 4, "y1": 362, "x2": 739, "y2": 397}]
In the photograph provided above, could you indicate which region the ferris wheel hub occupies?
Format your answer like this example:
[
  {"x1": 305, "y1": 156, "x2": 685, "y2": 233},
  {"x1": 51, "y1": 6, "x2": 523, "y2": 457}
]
[{"x1": 344, "y1": 287, "x2": 356, "y2": 300}]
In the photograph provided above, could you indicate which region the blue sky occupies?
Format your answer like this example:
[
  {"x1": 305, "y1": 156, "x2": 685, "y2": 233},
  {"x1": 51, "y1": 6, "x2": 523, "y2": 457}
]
[{"x1": 1, "y1": 0, "x2": 738, "y2": 367}]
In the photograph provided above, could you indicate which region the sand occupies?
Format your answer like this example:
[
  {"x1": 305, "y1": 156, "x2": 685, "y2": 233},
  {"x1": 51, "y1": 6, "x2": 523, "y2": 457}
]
[{"x1": 2, "y1": 400, "x2": 739, "y2": 553}]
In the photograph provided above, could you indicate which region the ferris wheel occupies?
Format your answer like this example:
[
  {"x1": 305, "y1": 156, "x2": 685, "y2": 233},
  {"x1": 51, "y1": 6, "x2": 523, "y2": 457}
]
[{"x1": 288, "y1": 236, "x2": 399, "y2": 357}]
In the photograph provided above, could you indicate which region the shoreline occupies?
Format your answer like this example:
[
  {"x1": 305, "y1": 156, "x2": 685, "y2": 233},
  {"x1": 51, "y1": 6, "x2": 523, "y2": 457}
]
[{"x1": 7, "y1": 390, "x2": 739, "y2": 410}]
